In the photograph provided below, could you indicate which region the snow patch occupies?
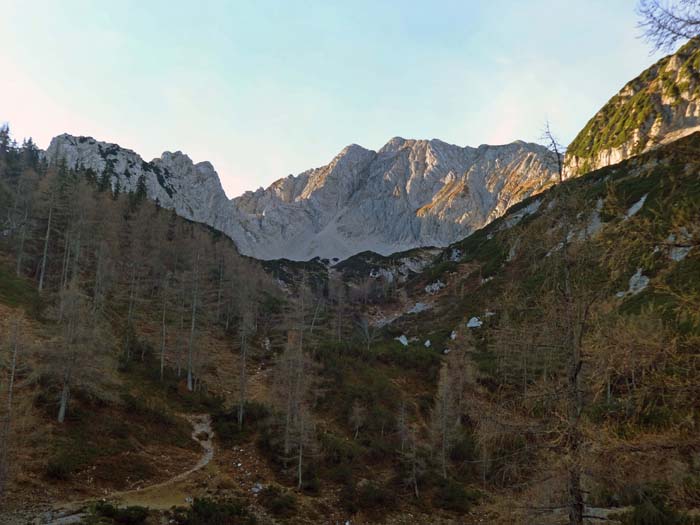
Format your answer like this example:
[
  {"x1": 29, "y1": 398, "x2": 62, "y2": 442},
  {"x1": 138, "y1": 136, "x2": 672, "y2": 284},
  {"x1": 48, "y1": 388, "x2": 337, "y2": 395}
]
[
  {"x1": 408, "y1": 302, "x2": 431, "y2": 314},
  {"x1": 276, "y1": 278, "x2": 291, "y2": 293},
  {"x1": 583, "y1": 199, "x2": 604, "y2": 237},
  {"x1": 450, "y1": 330, "x2": 457, "y2": 340},
  {"x1": 628, "y1": 268, "x2": 650, "y2": 294},
  {"x1": 670, "y1": 246, "x2": 692, "y2": 261},
  {"x1": 370, "y1": 267, "x2": 395, "y2": 282},
  {"x1": 373, "y1": 315, "x2": 398, "y2": 328},
  {"x1": 507, "y1": 239, "x2": 519, "y2": 262},
  {"x1": 625, "y1": 194, "x2": 647, "y2": 219},
  {"x1": 667, "y1": 229, "x2": 694, "y2": 261},
  {"x1": 616, "y1": 268, "x2": 650, "y2": 297},
  {"x1": 546, "y1": 241, "x2": 564, "y2": 258},
  {"x1": 467, "y1": 317, "x2": 482, "y2": 328},
  {"x1": 424, "y1": 340, "x2": 431, "y2": 348},
  {"x1": 395, "y1": 335, "x2": 409, "y2": 347}
]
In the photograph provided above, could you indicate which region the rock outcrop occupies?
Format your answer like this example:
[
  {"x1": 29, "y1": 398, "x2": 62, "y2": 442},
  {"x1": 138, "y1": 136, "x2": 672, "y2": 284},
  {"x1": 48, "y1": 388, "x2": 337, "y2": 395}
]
[{"x1": 45, "y1": 134, "x2": 232, "y2": 229}]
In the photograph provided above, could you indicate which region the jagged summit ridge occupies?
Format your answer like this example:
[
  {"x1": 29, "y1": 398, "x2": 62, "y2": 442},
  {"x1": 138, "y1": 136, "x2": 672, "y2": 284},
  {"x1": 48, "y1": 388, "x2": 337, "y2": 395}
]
[
  {"x1": 45, "y1": 134, "x2": 558, "y2": 261},
  {"x1": 45, "y1": 134, "x2": 231, "y2": 227}
]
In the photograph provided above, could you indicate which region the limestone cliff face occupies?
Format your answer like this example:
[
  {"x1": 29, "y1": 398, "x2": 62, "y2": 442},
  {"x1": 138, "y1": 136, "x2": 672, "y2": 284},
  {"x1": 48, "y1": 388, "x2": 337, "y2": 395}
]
[
  {"x1": 45, "y1": 134, "x2": 557, "y2": 261},
  {"x1": 44, "y1": 134, "x2": 231, "y2": 229},
  {"x1": 229, "y1": 138, "x2": 555, "y2": 261},
  {"x1": 565, "y1": 38, "x2": 700, "y2": 177}
]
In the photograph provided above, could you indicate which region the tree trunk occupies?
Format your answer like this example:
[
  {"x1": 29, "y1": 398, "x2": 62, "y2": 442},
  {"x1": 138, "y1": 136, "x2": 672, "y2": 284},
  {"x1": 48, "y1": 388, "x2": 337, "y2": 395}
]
[
  {"x1": 568, "y1": 462, "x2": 584, "y2": 525},
  {"x1": 60, "y1": 233, "x2": 71, "y2": 292},
  {"x1": 38, "y1": 198, "x2": 53, "y2": 292},
  {"x1": 238, "y1": 331, "x2": 247, "y2": 429},
  {"x1": 284, "y1": 394, "x2": 292, "y2": 459},
  {"x1": 70, "y1": 230, "x2": 81, "y2": 283},
  {"x1": 57, "y1": 366, "x2": 72, "y2": 424},
  {"x1": 125, "y1": 265, "x2": 137, "y2": 360},
  {"x1": 5, "y1": 321, "x2": 19, "y2": 418},
  {"x1": 15, "y1": 208, "x2": 28, "y2": 277},
  {"x1": 441, "y1": 421, "x2": 448, "y2": 479},
  {"x1": 57, "y1": 236, "x2": 72, "y2": 324},
  {"x1": 411, "y1": 436, "x2": 420, "y2": 498},
  {"x1": 412, "y1": 459, "x2": 419, "y2": 498},
  {"x1": 225, "y1": 303, "x2": 231, "y2": 331},
  {"x1": 561, "y1": 196, "x2": 585, "y2": 525},
  {"x1": 160, "y1": 284, "x2": 168, "y2": 381},
  {"x1": 92, "y1": 245, "x2": 103, "y2": 315},
  {"x1": 297, "y1": 413, "x2": 304, "y2": 490},
  {"x1": 440, "y1": 389, "x2": 449, "y2": 479},
  {"x1": 187, "y1": 253, "x2": 200, "y2": 392}
]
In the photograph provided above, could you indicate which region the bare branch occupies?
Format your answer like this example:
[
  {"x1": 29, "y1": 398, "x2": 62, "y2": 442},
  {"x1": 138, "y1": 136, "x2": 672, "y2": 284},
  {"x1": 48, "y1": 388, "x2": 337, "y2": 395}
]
[{"x1": 637, "y1": 0, "x2": 700, "y2": 52}]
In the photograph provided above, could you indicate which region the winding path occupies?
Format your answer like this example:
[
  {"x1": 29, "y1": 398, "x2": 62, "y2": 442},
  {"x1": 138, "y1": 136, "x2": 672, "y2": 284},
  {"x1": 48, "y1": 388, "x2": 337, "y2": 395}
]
[
  {"x1": 39, "y1": 414, "x2": 214, "y2": 524},
  {"x1": 114, "y1": 413, "x2": 214, "y2": 497}
]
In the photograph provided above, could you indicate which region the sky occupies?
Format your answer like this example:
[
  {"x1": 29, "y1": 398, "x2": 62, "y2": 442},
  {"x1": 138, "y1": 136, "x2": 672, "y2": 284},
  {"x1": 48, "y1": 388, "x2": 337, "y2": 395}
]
[{"x1": 0, "y1": 0, "x2": 665, "y2": 197}]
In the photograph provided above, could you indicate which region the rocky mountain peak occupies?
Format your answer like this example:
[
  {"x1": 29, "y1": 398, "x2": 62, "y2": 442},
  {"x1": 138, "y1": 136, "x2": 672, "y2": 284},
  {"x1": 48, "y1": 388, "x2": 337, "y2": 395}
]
[
  {"x1": 45, "y1": 133, "x2": 230, "y2": 226},
  {"x1": 378, "y1": 136, "x2": 409, "y2": 154}
]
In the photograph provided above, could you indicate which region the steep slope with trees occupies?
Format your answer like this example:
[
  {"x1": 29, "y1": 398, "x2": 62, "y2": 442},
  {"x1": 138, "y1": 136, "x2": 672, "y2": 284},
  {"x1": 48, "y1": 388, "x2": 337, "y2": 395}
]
[
  {"x1": 369, "y1": 133, "x2": 700, "y2": 523},
  {"x1": 565, "y1": 37, "x2": 700, "y2": 176}
]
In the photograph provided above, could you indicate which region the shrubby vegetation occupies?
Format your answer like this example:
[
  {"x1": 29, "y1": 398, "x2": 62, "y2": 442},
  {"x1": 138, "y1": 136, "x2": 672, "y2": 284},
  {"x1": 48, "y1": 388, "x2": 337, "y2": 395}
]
[{"x1": 169, "y1": 497, "x2": 257, "y2": 525}]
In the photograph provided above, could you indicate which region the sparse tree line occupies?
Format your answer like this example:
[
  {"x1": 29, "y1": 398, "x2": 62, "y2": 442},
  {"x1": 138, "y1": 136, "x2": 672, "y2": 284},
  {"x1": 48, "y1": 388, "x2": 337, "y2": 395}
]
[
  {"x1": 0, "y1": 124, "x2": 275, "y2": 397},
  {"x1": 0, "y1": 125, "x2": 288, "y2": 499},
  {"x1": 458, "y1": 144, "x2": 700, "y2": 524}
]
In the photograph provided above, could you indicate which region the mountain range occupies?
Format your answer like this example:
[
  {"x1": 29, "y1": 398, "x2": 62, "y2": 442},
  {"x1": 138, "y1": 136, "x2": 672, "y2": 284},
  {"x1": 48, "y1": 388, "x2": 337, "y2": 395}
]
[
  {"x1": 45, "y1": 135, "x2": 557, "y2": 261},
  {"x1": 45, "y1": 37, "x2": 700, "y2": 262}
]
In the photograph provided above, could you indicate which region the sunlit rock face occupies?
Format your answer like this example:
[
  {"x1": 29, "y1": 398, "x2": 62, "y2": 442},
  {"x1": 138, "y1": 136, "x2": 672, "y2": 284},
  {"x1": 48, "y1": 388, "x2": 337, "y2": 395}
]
[
  {"x1": 45, "y1": 134, "x2": 231, "y2": 230},
  {"x1": 565, "y1": 37, "x2": 700, "y2": 177},
  {"x1": 46, "y1": 134, "x2": 557, "y2": 261}
]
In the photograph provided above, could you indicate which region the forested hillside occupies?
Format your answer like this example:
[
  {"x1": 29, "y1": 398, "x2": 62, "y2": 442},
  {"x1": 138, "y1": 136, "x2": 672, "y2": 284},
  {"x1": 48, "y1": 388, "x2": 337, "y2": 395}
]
[
  {"x1": 390, "y1": 133, "x2": 700, "y2": 523},
  {"x1": 0, "y1": 125, "x2": 284, "y2": 521},
  {"x1": 1, "y1": 122, "x2": 699, "y2": 524}
]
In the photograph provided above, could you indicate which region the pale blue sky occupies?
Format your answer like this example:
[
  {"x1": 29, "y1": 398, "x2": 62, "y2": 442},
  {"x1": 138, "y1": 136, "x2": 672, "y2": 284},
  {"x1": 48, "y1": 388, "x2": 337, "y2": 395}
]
[{"x1": 1, "y1": 1, "x2": 662, "y2": 197}]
